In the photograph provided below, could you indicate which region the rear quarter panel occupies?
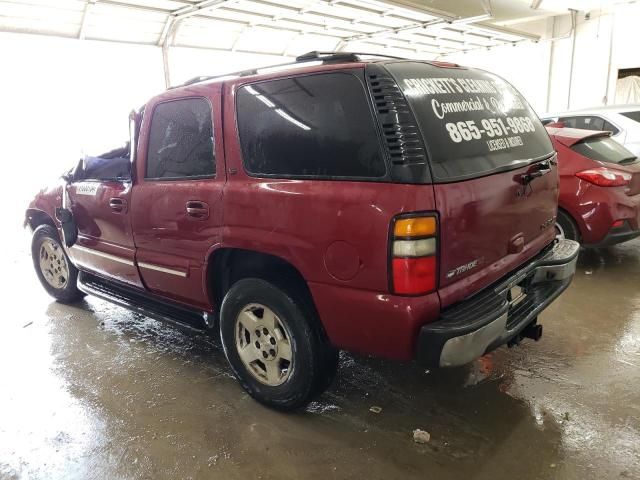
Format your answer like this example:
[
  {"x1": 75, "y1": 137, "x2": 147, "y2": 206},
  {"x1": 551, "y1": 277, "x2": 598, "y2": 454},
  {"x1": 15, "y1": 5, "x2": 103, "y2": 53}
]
[
  {"x1": 221, "y1": 74, "x2": 439, "y2": 292},
  {"x1": 221, "y1": 80, "x2": 439, "y2": 359}
]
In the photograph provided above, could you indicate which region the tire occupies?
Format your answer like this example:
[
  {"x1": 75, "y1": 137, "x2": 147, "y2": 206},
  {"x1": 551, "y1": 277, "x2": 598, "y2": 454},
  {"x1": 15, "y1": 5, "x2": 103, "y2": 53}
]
[
  {"x1": 31, "y1": 224, "x2": 84, "y2": 303},
  {"x1": 219, "y1": 277, "x2": 338, "y2": 411},
  {"x1": 555, "y1": 210, "x2": 580, "y2": 242}
]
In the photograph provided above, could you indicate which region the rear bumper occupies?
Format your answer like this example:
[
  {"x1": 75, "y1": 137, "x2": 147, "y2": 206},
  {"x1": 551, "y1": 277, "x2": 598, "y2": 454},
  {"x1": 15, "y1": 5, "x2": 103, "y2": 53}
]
[
  {"x1": 416, "y1": 239, "x2": 580, "y2": 368},
  {"x1": 586, "y1": 221, "x2": 640, "y2": 248},
  {"x1": 565, "y1": 187, "x2": 640, "y2": 245}
]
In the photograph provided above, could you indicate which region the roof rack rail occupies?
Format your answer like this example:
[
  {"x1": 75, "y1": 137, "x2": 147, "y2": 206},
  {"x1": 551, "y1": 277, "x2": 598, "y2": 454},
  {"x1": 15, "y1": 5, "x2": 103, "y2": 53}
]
[
  {"x1": 170, "y1": 51, "x2": 409, "y2": 89},
  {"x1": 295, "y1": 51, "x2": 407, "y2": 61}
]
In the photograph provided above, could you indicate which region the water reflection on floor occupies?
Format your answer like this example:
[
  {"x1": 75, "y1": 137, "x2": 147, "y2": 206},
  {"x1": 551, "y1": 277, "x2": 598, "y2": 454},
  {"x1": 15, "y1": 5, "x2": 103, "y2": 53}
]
[{"x1": 2, "y1": 231, "x2": 639, "y2": 479}]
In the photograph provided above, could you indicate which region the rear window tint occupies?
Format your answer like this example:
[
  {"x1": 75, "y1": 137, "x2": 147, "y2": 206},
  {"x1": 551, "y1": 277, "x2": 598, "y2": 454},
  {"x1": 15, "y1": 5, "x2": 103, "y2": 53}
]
[
  {"x1": 386, "y1": 62, "x2": 554, "y2": 181},
  {"x1": 572, "y1": 137, "x2": 638, "y2": 164},
  {"x1": 620, "y1": 111, "x2": 640, "y2": 123},
  {"x1": 236, "y1": 72, "x2": 386, "y2": 179}
]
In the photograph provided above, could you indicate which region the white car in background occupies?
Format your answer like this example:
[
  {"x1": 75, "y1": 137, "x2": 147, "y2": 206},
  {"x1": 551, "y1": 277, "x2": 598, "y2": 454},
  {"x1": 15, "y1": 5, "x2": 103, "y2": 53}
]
[{"x1": 541, "y1": 105, "x2": 640, "y2": 158}]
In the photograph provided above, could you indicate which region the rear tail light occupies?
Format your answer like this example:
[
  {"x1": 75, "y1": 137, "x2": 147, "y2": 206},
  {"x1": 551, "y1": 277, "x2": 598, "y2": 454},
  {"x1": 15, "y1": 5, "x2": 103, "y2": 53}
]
[
  {"x1": 575, "y1": 167, "x2": 632, "y2": 187},
  {"x1": 390, "y1": 214, "x2": 438, "y2": 295},
  {"x1": 612, "y1": 219, "x2": 625, "y2": 228}
]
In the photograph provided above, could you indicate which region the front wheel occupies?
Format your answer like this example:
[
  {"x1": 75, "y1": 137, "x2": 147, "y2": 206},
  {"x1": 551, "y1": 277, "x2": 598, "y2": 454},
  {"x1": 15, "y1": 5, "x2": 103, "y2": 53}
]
[
  {"x1": 31, "y1": 224, "x2": 84, "y2": 303},
  {"x1": 219, "y1": 278, "x2": 337, "y2": 411}
]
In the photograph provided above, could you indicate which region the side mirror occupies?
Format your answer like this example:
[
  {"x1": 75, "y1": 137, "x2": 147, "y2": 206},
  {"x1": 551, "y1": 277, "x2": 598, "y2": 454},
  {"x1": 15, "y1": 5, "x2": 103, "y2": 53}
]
[{"x1": 55, "y1": 207, "x2": 78, "y2": 247}]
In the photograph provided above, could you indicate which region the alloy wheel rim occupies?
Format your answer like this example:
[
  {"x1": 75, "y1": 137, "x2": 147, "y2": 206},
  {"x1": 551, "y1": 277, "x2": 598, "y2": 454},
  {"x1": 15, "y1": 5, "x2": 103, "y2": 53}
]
[
  {"x1": 555, "y1": 222, "x2": 566, "y2": 241},
  {"x1": 39, "y1": 239, "x2": 69, "y2": 290},
  {"x1": 234, "y1": 303, "x2": 293, "y2": 386}
]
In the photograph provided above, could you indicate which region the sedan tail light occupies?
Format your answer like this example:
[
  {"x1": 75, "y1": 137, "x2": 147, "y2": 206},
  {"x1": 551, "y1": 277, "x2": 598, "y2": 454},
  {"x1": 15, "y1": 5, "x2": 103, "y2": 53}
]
[
  {"x1": 575, "y1": 167, "x2": 632, "y2": 187},
  {"x1": 390, "y1": 214, "x2": 438, "y2": 295}
]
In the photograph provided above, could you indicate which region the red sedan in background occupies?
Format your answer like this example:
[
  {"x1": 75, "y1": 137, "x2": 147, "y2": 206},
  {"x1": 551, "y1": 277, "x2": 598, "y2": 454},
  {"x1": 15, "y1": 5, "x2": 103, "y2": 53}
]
[{"x1": 546, "y1": 126, "x2": 640, "y2": 246}]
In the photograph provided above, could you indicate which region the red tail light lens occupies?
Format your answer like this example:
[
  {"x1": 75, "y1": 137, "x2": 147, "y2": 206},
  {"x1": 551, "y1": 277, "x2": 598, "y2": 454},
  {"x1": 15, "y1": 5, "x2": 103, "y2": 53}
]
[
  {"x1": 575, "y1": 167, "x2": 632, "y2": 187},
  {"x1": 391, "y1": 214, "x2": 438, "y2": 295},
  {"x1": 612, "y1": 219, "x2": 625, "y2": 228},
  {"x1": 392, "y1": 256, "x2": 437, "y2": 294}
]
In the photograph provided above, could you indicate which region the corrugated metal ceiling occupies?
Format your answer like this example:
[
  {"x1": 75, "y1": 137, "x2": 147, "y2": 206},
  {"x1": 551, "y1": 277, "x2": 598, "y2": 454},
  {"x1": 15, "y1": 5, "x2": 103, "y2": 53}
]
[{"x1": 0, "y1": 0, "x2": 540, "y2": 58}]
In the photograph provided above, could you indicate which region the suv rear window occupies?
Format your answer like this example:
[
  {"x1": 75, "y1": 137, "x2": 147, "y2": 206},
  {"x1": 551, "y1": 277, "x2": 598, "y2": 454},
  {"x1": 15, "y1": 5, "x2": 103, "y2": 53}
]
[
  {"x1": 385, "y1": 62, "x2": 554, "y2": 181},
  {"x1": 236, "y1": 72, "x2": 386, "y2": 179},
  {"x1": 572, "y1": 136, "x2": 638, "y2": 164}
]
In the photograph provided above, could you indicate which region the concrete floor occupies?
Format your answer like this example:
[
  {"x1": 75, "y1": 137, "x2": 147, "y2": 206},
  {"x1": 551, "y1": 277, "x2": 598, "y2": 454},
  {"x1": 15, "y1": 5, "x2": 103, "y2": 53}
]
[{"x1": 2, "y1": 230, "x2": 639, "y2": 480}]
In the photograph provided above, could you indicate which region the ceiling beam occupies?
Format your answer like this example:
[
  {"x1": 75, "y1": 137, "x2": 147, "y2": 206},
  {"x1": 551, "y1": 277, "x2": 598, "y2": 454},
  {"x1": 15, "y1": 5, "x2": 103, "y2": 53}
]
[
  {"x1": 341, "y1": 17, "x2": 448, "y2": 43},
  {"x1": 172, "y1": 0, "x2": 235, "y2": 21},
  {"x1": 78, "y1": 0, "x2": 97, "y2": 39},
  {"x1": 158, "y1": 0, "x2": 235, "y2": 46}
]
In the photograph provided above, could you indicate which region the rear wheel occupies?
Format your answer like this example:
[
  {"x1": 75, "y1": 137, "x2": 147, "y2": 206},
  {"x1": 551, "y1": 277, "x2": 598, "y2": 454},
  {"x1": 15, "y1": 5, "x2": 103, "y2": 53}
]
[
  {"x1": 555, "y1": 210, "x2": 580, "y2": 242},
  {"x1": 31, "y1": 224, "x2": 84, "y2": 303},
  {"x1": 219, "y1": 278, "x2": 337, "y2": 411}
]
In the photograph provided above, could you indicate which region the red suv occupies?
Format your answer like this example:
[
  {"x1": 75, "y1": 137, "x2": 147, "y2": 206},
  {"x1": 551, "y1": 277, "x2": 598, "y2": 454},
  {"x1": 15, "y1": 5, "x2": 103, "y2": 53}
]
[
  {"x1": 26, "y1": 52, "x2": 578, "y2": 410},
  {"x1": 546, "y1": 126, "x2": 640, "y2": 246}
]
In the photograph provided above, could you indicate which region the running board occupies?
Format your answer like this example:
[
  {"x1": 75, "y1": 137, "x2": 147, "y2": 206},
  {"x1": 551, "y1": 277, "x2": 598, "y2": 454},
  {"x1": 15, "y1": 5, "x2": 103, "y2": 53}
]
[{"x1": 78, "y1": 271, "x2": 211, "y2": 332}]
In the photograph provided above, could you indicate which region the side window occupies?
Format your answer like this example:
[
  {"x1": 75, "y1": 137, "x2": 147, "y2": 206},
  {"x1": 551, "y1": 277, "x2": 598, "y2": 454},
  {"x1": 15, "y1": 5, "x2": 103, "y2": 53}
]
[
  {"x1": 80, "y1": 144, "x2": 131, "y2": 181},
  {"x1": 602, "y1": 120, "x2": 620, "y2": 135},
  {"x1": 585, "y1": 116, "x2": 605, "y2": 130},
  {"x1": 146, "y1": 98, "x2": 215, "y2": 180},
  {"x1": 560, "y1": 116, "x2": 604, "y2": 130},
  {"x1": 236, "y1": 73, "x2": 386, "y2": 179},
  {"x1": 558, "y1": 116, "x2": 578, "y2": 128}
]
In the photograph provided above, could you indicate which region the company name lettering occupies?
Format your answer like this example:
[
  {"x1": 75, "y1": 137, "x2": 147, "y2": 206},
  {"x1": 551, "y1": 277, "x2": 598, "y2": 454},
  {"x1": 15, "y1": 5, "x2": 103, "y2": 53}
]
[{"x1": 403, "y1": 77, "x2": 498, "y2": 96}]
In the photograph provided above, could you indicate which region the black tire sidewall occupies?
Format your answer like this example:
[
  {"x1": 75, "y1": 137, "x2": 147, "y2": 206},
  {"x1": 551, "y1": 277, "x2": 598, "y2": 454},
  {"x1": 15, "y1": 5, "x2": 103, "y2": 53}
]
[
  {"x1": 31, "y1": 224, "x2": 82, "y2": 303},
  {"x1": 219, "y1": 278, "x2": 320, "y2": 411},
  {"x1": 556, "y1": 210, "x2": 580, "y2": 242}
]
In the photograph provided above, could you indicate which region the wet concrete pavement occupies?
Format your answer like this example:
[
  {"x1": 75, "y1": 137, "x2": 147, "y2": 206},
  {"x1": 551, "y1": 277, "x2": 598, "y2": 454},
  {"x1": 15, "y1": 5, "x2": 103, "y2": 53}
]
[{"x1": 2, "y1": 230, "x2": 639, "y2": 480}]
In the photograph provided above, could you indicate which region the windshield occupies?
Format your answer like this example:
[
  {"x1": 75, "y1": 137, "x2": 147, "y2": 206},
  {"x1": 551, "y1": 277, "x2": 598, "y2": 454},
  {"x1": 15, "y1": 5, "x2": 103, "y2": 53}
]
[
  {"x1": 620, "y1": 110, "x2": 640, "y2": 123},
  {"x1": 385, "y1": 62, "x2": 554, "y2": 181},
  {"x1": 572, "y1": 136, "x2": 638, "y2": 164}
]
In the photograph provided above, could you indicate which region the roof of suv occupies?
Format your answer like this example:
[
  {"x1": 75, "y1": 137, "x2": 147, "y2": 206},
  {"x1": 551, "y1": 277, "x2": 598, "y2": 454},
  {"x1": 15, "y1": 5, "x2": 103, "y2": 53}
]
[{"x1": 169, "y1": 51, "x2": 462, "y2": 91}]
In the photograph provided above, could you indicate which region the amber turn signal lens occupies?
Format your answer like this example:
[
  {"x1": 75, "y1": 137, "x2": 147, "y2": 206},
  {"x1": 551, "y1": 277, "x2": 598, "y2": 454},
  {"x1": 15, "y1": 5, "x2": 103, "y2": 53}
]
[{"x1": 394, "y1": 217, "x2": 437, "y2": 238}]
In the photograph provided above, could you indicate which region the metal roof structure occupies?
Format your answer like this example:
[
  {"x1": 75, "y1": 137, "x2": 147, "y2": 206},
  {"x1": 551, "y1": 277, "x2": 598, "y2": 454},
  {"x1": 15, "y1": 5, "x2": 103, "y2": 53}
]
[{"x1": 0, "y1": 0, "x2": 540, "y2": 58}]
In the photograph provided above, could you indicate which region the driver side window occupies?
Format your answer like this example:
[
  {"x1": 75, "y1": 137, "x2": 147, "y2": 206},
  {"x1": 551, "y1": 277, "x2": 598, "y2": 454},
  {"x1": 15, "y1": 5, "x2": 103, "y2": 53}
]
[
  {"x1": 146, "y1": 98, "x2": 215, "y2": 180},
  {"x1": 77, "y1": 143, "x2": 131, "y2": 182}
]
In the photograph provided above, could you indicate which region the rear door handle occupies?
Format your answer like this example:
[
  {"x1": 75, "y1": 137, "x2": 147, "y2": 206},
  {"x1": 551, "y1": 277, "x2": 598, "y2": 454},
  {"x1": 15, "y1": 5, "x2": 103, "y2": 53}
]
[
  {"x1": 521, "y1": 160, "x2": 552, "y2": 185},
  {"x1": 186, "y1": 200, "x2": 209, "y2": 219},
  {"x1": 109, "y1": 198, "x2": 127, "y2": 213}
]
